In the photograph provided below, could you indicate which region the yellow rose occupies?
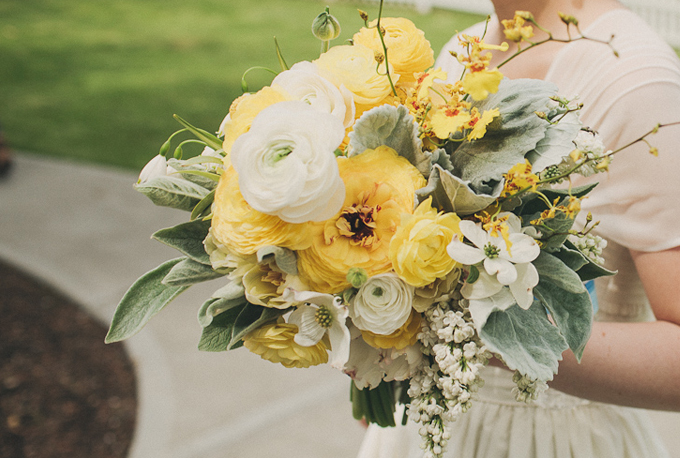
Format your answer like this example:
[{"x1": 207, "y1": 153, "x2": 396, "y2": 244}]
[
  {"x1": 211, "y1": 166, "x2": 311, "y2": 255},
  {"x1": 353, "y1": 18, "x2": 434, "y2": 85},
  {"x1": 222, "y1": 85, "x2": 291, "y2": 153},
  {"x1": 244, "y1": 321, "x2": 329, "y2": 368},
  {"x1": 314, "y1": 44, "x2": 396, "y2": 115},
  {"x1": 297, "y1": 146, "x2": 426, "y2": 293},
  {"x1": 361, "y1": 310, "x2": 422, "y2": 350},
  {"x1": 389, "y1": 196, "x2": 462, "y2": 287}
]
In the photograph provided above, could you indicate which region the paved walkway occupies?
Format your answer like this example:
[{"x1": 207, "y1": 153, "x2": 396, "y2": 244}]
[{"x1": 1, "y1": 152, "x2": 678, "y2": 457}]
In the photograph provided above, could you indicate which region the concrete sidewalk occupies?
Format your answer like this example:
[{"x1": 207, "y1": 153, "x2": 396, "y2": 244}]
[
  {"x1": 1, "y1": 152, "x2": 679, "y2": 457},
  {"x1": 0, "y1": 153, "x2": 365, "y2": 457}
]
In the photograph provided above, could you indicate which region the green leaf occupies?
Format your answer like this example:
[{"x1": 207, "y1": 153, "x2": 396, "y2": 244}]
[
  {"x1": 134, "y1": 175, "x2": 210, "y2": 211},
  {"x1": 198, "y1": 282, "x2": 246, "y2": 328},
  {"x1": 451, "y1": 79, "x2": 556, "y2": 195},
  {"x1": 191, "y1": 189, "x2": 215, "y2": 221},
  {"x1": 480, "y1": 300, "x2": 568, "y2": 382},
  {"x1": 531, "y1": 204, "x2": 575, "y2": 252},
  {"x1": 152, "y1": 219, "x2": 212, "y2": 265},
  {"x1": 162, "y1": 257, "x2": 223, "y2": 286},
  {"x1": 228, "y1": 303, "x2": 286, "y2": 350},
  {"x1": 106, "y1": 258, "x2": 188, "y2": 343},
  {"x1": 564, "y1": 239, "x2": 617, "y2": 281},
  {"x1": 526, "y1": 111, "x2": 582, "y2": 172},
  {"x1": 515, "y1": 183, "x2": 597, "y2": 219},
  {"x1": 416, "y1": 165, "x2": 501, "y2": 216},
  {"x1": 348, "y1": 105, "x2": 431, "y2": 177},
  {"x1": 533, "y1": 251, "x2": 593, "y2": 359},
  {"x1": 198, "y1": 306, "x2": 244, "y2": 352},
  {"x1": 173, "y1": 114, "x2": 223, "y2": 151},
  {"x1": 552, "y1": 245, "x2": 589, "y2": 273},
  {"x1": 257, "y1": 245, "x2": 298, "y2": 275},
  {"x1": 274, "y1": 36, "x2": 289, "y2": 71}
]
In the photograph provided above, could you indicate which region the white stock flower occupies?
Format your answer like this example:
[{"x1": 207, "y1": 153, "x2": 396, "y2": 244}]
[
  {"x1": 447, "y1": 213, "x2": 539, "y2": 309},
  {"x1": 230, "y1": 100, "x2": 346, "y2": 224},
  {"x1": 284, "y1": 289, "x2": 350, "y2": 369},
  {"x1": 350, "y1": 272, "x2": 414, "y2": 335},
  {"x1": 272, "y1": 62, "x2": 355, "y2": 129}
]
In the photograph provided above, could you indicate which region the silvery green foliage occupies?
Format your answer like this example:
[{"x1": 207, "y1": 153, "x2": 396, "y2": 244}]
[
  {"x1": 526, "y1": 110, "x2": 582, "y2": 173},
  {"x1": 416, "y1": 165, "x2": 502, "y2": 216},
  {"x1": 479, "y1": 300, "x2": 568, "y2": 382},
  {"x1": 348, "y1": 104, "x2": 433, "y2": 177},
  {"x1": 257, "y1": 245, "x2": 298, "y2": 275},
  {"x1": 162, "y1": 257, "x2": 223, "y2": 286},
  {"x1": 152, "y1": 219, "x2": 212, "y2": 265},
  {"x1": 197, "y1": 282, "x2": 247, "y2": 328},
  {"x1": 134, "y1": 176, "x2": 211, "y2": 212},
  {"x1": 106, "y1": 258, "x2": 189, "y2": 343},
  {"x1": 450, "y1": 79, "x2": 557, "y2": 195}
]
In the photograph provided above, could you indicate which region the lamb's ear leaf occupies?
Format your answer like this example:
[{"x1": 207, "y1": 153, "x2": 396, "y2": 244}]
[{"x1": 106, "y1": 258, "x2": 187, "y2": 343}]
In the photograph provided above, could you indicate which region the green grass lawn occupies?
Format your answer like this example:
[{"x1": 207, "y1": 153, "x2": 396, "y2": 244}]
[{"x1": 0, "y1": 0, "x2": 483, "y2": 170}]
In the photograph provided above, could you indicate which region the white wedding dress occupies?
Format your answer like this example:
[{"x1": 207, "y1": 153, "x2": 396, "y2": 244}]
[{"x1": 359, "y1": 8, "x2": 680, "y2": 457}]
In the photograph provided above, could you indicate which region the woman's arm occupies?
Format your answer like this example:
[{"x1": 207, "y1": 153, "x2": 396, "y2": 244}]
[{"x1": 548, "y1": 246, "x2": 680, "y2": 411}]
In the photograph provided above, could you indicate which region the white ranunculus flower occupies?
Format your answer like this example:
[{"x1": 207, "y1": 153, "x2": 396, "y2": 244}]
[
  {"x1": 273, "y1": 62, "x2": 355, "y2": 129},
  {"x1": 447, "y1": 212, "x2": 540, "y2": 309},
  {"x1": 230, "y1": 100, "x2": 346, "y2": 224},
  {"x1": 284, "y1": 289, "x2": 351, "y2": 369},
  {"x1": 350, "y1": 272, "x2": 414, "y2": 335}
]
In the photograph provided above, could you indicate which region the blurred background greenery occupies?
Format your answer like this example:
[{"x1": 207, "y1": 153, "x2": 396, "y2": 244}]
[{"x1": 0, "y1": 0, "x2": 483, "y2": 170}]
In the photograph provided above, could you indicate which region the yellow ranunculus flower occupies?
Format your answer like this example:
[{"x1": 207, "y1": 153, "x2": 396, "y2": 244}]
[
  {"x1": 462, "y1": 68, "x2": 503, "y2": 101},
  {"x1": 222, "y1": 85, "x2": 291, "y2": 153},
  {"x1": 314, "y1": 44, "x2": 396, "y2": 115},
  {"x1": 244, "y1": 321, "x2": 329, "y2": 368},
  {"x1": 353, "y1": 18, "x2": 434, "y2": 86},
  {"x1": 211, "y1": 166, "x2": 311, "y2": 255},
  {"x1": 389, "y1": 197, "x2": 462, "y2": 287},
  {"x1": 297, "y1": 146, "x2": 426, "y2": 294},
  {"x1": 361, "y1": 309, "x2": 422, "y2": 350}
]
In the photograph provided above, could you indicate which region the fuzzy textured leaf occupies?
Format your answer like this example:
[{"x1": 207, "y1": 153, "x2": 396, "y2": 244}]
[
  {"x1": 533, "y1": 251, "x2": 593, "y2": 359},
  {"x1": 162, "y1": 257, "x2": 223, "y2": 286},
  {"x1": 564, "y1": 240, "x2": 617, "y2": 281},
  {"x1": 526, "y1": 111, "x2": 582, "y2": 173},
  {"x1": 198, "y1": 306, "x2": 245, "y2": 351},
  {"x1": 152, "y1": 219, "x2": 212, "y2": 265},
  {"x1": 416, "y1": 165, "x2": 501, "y2": 216},
  {"x1": 106, "y1": 258, "x2": 188, "y2": 343},
  {"x1": 451, "y1": 79, "x2": 556, "y2": 195},
  {"x1": 228, "y1": 304, "x2": 287, "y2": 350},
  {"x1": 135, "y1": 176, "x2": 210, "y2": 211},
  {"x1": 198, "y1": 282, "x2": 246, "y2": 328},
  {"x1": 257, "y1": 245, "x2": 298, "y2": 275},
  {"x1": 348, "y1": 105, "x2": 431, "y2": 176},
  {"x1": 480, "y1": 300, "x2": 568, "y2": 382}
]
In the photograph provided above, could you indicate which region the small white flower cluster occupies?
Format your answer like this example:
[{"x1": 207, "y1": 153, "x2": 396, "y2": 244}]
[
  {"x1": 568, "y1": 233, "x2": 607, "y2": 265},
  {"x1": 407, "y1": 297, "x2": 491, "y2": 457},
  {"x1": 511, "y1": 370, "x2": 548, "y2": 403},
  {"x1": 572, "y1": 130, "x2": 612, "y2": 177}
]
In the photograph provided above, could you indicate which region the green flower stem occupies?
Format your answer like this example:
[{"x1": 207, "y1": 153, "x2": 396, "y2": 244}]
[{"x1": 376, "y1": 0, "x2": 398, "y2": 97}]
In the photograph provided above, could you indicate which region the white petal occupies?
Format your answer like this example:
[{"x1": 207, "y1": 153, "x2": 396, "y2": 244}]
[
  {"x1": 484, "y1": 257, "x2": 517, "y2": 285},
  {"x1": 459, "y1": 220, "x2": 489, "y2": 249},
  {"x1": 283, "y1": 288, "x2": 336, "y2": 307},
  {"x1": 509, "y1": 263, "x2": 539, "y2": 309},
  {"x1": 289, "y1": 306, "x2": 325, "y2": 346},
  {"x1": 504, "y1": 233, "x2": 541, "y2": 263},
  {"x1": 461, "y1": 269, "x2": 503, "y2": 300},
  {"x1": 447, "y1": 234, "x2": 485, "y2": 265},
  {"x1": 327, "y1": 321, "x2": 351, "y2": 369}
]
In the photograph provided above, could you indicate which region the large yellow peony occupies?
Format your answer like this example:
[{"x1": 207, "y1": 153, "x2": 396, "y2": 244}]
[
  {"x1": 297, "y1": 146, "x2": 426, "y2": 294},
  {"x1": 314, "y1": 43, "x2": 396, "y2": 116},
  {"x1": 221, "y1": 85, "x2": 291, "y2": 154},
  {"x1": 210, "y1": 166, "x2": 311, "y2": 255},
  {"x1": 244, "y1": 321, "x2": 329, "y2": 368},
  {"x1": 352, "y1": 17, "x2": 434, "y2": 86},
  {"x1": 389, "y1": 197, "x2": 462, "y2": 287}
]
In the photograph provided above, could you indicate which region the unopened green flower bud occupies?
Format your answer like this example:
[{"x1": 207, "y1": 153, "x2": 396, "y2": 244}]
[
  {"x1": 358, "y1": 9, "x2": 369, "y2": 22},
  {"x1": 346, "y1": 267, "x2": 368, "y2": 288},
  {"x1": 173, "y1": 145, "x2": 183, "y2": 160},
  {"x1": 159, "y1": 139, "x2": 172, "y2": 158},
  {"x1": 312, "y1": 7, "x2": 341, "y2": 42}
]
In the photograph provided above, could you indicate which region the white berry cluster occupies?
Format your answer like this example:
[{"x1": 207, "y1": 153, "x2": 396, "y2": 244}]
[
  {"x1": 407, "y1": 297, "x2": 491, "y2": 457},
  {"x1": 568, "y1": 233, "x2": 608, "y2": 265},
  {"x1": 511, "y1": 370, "x2": 549, "y2": 403}
]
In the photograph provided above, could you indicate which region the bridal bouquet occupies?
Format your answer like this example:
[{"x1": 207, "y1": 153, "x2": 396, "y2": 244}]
[{"x1": 106, "y1": 5, "x2": 640, "y2": 456}]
